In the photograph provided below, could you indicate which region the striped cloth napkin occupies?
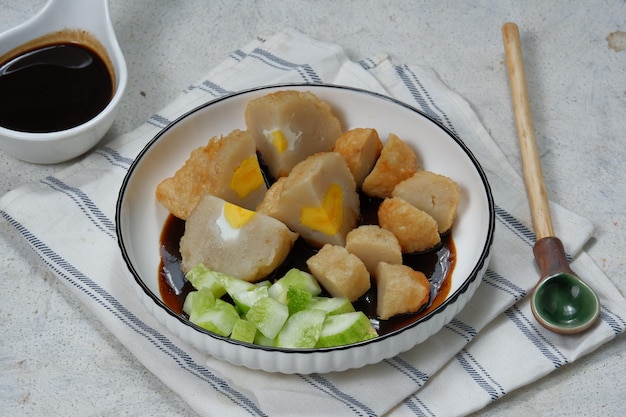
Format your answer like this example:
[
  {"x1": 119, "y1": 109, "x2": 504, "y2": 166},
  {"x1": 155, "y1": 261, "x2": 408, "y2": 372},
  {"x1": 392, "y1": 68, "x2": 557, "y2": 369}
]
[{"x1": 2, "y1": 29, "x2": 625, "y2": 417}]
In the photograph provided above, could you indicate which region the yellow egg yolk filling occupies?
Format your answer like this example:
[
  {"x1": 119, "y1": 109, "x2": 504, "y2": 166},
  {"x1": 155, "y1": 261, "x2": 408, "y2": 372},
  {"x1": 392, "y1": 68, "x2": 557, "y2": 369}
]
[
  {"x1": 271, "y1": 129, "x2": 288, "y2": 154},
  {"x1": 223, "y1": 202, "x2": 256, "y2": 229},
  {"x1": 300, "y1": 183, "x2": 344, "y2": 235},
  {"x1": 230, "y1": 155, "x2": 265, "y2": 199}
]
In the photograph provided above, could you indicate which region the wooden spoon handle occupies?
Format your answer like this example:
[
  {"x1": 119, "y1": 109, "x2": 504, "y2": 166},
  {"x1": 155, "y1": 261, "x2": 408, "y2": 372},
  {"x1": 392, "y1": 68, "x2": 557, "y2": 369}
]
[
  {"x1": 533, "y1": 236, "x2": 575, "y2": 278},
  {"x1": 502, "y1": 22, "x2": 554, "y2": 240}
]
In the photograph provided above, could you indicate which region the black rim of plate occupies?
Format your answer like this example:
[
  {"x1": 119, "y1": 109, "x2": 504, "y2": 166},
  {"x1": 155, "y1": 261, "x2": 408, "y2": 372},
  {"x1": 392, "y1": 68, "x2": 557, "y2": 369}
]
[{"x1": 115, "y1": 83, "x2": 496, "y2": 353}]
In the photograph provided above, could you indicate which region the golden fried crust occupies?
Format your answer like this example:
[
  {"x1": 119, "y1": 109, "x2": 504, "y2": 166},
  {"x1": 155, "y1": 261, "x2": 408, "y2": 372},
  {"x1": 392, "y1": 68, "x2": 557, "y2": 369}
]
[
  {"x1": 333, "y1": 128, "x2": 382, "y2": 187},
  {"x1": 155, "y1": 129, "x2": 263, "y2": 220},
  {"x1": 361, "y1": 133, "x2": 419, "y2": 198},
  {"x1": 255, "y1": 176, "x2": 287, "y2": 217},
  {"x1": 306, "y1": 244, "x2": 370, "y2": 302},
  {"x1": 375, "y1": 262, "x2": 430, "y2": 320},
  {"x1": 378, "y1": 197, "x2": 440, "y2": 253},
  {"x1": 392, "y1": 170, "x2": 460, "y2": 233},
  {"x1": 155, "y1": 145, "x2": 220, "y2": 220},
  {"x1": 345, "y1": 225, "x2": 402, "y2": 275}
]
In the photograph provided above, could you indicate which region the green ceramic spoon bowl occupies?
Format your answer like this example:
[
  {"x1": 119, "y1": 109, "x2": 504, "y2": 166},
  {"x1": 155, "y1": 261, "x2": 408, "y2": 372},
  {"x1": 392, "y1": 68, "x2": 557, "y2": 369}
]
[{"x1": 530, "y1": 237, "x2": 600, "y2": 334}]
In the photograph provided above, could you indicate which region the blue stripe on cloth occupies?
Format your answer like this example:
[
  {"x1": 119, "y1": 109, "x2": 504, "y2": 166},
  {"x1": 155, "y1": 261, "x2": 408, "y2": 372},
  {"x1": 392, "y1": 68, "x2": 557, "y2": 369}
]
[
  {"x1": 494, "y1": 205, "x2": 535, "y2": 247},
  {"x1": 358, "y1": 58, "x2": 379, "y2": 70},
  {"x1": 444, "y1": 317, "x2": 478, "y2": 343},
  {"x1": 600, "y1": 305, "x2": 626, "y2": 335},
  {"x1": 41, "y1": 176, "x2": 116, "y2": 239},
  {"x1": 146, "y1": 113, "x2": 172, "y2": 129},
  {"x1": 402, "y1": 395, "x2": 437, "y2": 417},
  {"x1": 299, "y1": 374, "x2": 377, "y2": 416},
  {"x1": 495, "y1": 203, "x2": 578, "y2": 261},
  {"x1": 394, "y1": 64, "x2": 457, "y2": 136},
  {"x1": 504, "y1": 306, "x2": 568, "y2": 368},
  {"x1": 483, "y1": 269, "x2": 527, "y2": 302},
  {"x1": 188, "y1": 80, "x2": 235, "y2": 98},
  {"x1": 94, "y1": 146, "x2": 134, "y2": 169},
  {"x1": 248, "y1": 47, "x2": 323, "y2": 83},
  {"x1": 230, "y1": 49, "x2": 247, "y2": 63},
  {"x1": 0, "y1": 211, "x2": 267, "y2": 417},
  {"x1": 455, "y1": 348, "x2": 506, "y2": 401},
  {"x1": 495, "y1": 204, "x2": 576, "y2": 264},
  {"x1": 385, "y1": 356, "x2": 430, "y2": 387}
]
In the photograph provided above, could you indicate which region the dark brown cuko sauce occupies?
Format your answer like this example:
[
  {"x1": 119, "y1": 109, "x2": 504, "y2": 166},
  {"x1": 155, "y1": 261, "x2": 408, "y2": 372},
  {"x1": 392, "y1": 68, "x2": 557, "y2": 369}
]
[
  {"x1": 0, "y1": 42, "x2": 113, "y2": 132},
  {"x1": 158, "y1": 192, "x2": 456, "y2": 337}
]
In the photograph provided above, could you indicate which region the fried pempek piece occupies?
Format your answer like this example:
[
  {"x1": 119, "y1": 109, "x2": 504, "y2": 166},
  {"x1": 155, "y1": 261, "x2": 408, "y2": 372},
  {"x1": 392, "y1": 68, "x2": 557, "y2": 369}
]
[
  {"x1": 375, "y1": 262, "x2": 430, "y2": 320},
  {"x1": 361, "y1": 133, "x2": 419, "y2": 199},
  {"x1": 392, "y1": 170, "x2": 460, "y2": 234},
  {"x1": 333, "y1": 128, "x2": 382, "y2": 187},
  {"x1": 306, "y1": 244, "x2": 370, "y2": 302},
  {"x1": 378, "y1": 196, "x2": 440, "y2": 253},
  {"x1": 345, "y1": 225, "x2": 402, "y2": 275},
  {"x1": 156, "y1": 129, "x2": 267, "y2": 220}
]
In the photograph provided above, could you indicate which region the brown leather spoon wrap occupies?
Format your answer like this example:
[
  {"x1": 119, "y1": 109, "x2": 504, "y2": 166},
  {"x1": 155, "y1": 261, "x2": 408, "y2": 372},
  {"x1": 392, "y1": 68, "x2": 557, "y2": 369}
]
[{"x1": 533, "y1": 236, "x2": 575, "y2": 279}]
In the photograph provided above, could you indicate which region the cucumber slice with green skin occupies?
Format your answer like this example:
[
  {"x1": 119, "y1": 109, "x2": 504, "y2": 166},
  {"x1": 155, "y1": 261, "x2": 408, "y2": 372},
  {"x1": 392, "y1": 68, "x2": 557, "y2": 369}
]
[
  {"x1": 308, "y1": 296, "x2": 355, "y2": 316},
  {"x1": 276, "y1": 309, "x2": 327, "y2": 348},
  {"x1": 230, "y1": 318, "x2": 257, "y2": 344},
  {"x1": 255, "y1": 280, "x2": 271, "y2": 289},
  {"x1": 185, "y1": 263, "x2": 227, "y2": 298},
  {"x1": 316, "y1": 311, "x2": 378, "y2": 348},
  {"x1": 192, "y1": 299, "x2": 240, "y2": 337},
  {"x1": 220, "y1": 274, "x2": 258, "y2": 296},
  {"x1": 269, "y1": 268, "x2": 322, "y2": 302},
  {"x1": 253, "y1": 330, "x2": 276, "y2": 347},
  {"x1": 286, "y1": 286, "x2": 312, "y2": 315},
  {"x1": 183, "y1": 288, "x2": 216, "y2": 321},
  {"x1": 232, "y1": 286, "x2": 269, "y2": 315},
  {"x1": 245, "y1": 296, "x2": 289, "y2": 339}
]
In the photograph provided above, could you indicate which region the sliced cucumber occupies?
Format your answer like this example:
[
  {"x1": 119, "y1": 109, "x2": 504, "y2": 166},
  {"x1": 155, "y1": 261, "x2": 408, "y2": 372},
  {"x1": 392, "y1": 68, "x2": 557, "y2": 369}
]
[
  {"x1": 276, "y1": 309, "x2": 327, "y2": 348},
  {"x1": 316, "y1": 311, "x2": 378, "y2": 348},
  {"x1": 183, "y1": 288, "x2": 216, "y2": 321},
  {"x1": 254, "y1": 330, "x2": 276, "y2": 347},
  {"x1": 181, "y1": 263, "x2": 379, "y2": 348},
  {"x1": 185, "y1": 263, "x2": 227, "y2": 298},
  {"x1": 245, "y1": 296, "x2": 289, "y2": 339},
  {"x1": 308, "y1": 296, "x2": 355, "y2": 316},
  {"x1": 268, "y1": 268, "x2": 322, "y2": 302},
  {"x1": 231, "y1": 285, "x2": 269, "y2": 315},
  {"x1": 192, "y1": 299, "x2": 240, "y2": 337},
  {"x1": 230, "y1": 318, "x2": 257, "y2": 344},
  {"x1": 286, "y1": 286, "x2": 312, "y2": 315},
  {"x1": 255, "y1": 280, "x2": 271, "y2": 289},
  {"x1": 221, "y1": 274, "x2": 258, "y2": 296}
]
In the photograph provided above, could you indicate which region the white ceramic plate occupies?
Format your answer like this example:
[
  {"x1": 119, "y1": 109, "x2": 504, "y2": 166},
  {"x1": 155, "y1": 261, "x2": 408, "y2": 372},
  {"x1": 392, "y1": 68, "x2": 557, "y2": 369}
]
[{"x1": 116, "y1": 84, "x2": 495, "y2": 374}]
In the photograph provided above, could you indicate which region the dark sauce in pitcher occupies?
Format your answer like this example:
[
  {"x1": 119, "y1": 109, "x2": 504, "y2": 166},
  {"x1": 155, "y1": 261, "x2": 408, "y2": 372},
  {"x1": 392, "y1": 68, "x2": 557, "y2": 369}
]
[
  {"x1": 158, "y1": 193, "x2": 456, "y2": 337},
  {"x1": 0, "y1": 42, "x2": 113, "y2": 132}
]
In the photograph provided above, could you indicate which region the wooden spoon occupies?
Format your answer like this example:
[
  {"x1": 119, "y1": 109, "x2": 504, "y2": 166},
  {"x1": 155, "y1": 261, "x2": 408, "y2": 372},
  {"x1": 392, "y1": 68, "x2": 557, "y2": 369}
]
[{"x1": 502, "y1": 22, "x2": 600, "y2": 334}]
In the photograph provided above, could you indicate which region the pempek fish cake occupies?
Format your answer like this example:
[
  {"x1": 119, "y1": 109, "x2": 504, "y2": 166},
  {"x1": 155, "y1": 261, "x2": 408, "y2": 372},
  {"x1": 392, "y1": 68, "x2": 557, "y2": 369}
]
[
  {"x1": 263, "y1": 151, "x2": 360, "y2": 248},
  {"x1": 245, "y1": 90, "x2": 343, "y2": 179},
  {"x1": 180, "y1": 194, "x2": 298, "y2": 282},
  {"x1": 156, "y1": 129, "x2": 267, "y2": 220}
]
